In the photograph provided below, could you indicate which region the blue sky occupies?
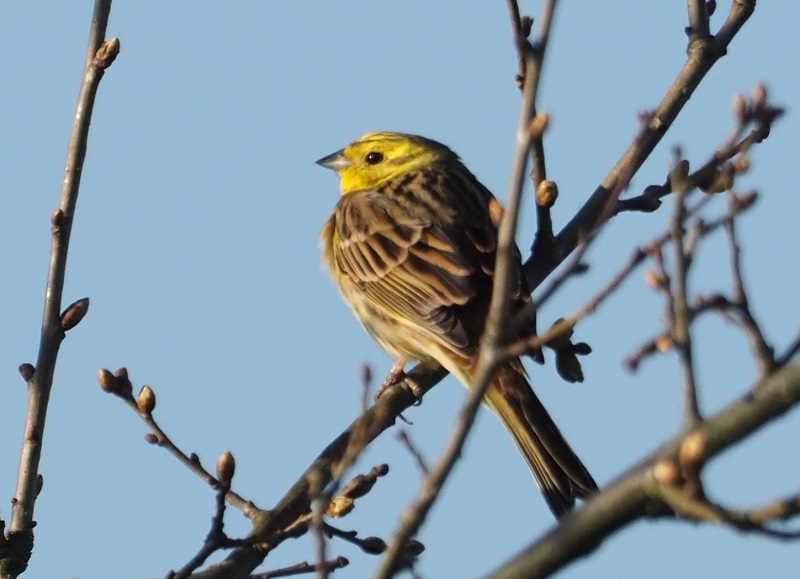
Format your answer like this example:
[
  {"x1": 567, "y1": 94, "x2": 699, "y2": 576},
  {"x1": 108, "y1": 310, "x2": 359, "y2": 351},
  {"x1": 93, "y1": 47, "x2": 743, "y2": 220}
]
[{"x1": 2, "y1": 2, "x2": 799, "y2": 578}]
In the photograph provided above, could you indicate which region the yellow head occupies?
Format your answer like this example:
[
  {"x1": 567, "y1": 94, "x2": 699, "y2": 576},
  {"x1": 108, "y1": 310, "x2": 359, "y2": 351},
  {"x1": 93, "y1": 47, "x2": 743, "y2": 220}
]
[{"x1": 316, "y1": 132, "x2": 458, "y2": 194}]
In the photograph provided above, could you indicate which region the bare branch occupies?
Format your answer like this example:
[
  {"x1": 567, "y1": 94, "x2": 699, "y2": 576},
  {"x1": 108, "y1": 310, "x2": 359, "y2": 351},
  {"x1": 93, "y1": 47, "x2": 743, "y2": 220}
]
[
  {"x1": 624, "y1": 192, "x2": 760, "y2": 372},
  {"x1": 777, "y1": 332, "x2": 800, "y2": 368},
  {"x1": 189, "y1": 364, "x2": 446, "y2": 579},
  {"x1": 686, "y1": 0, "x2": 711, "y2": 39},
  {"x1": 486, "y1": 365, "x2": 800, "y2": 579},
  {"x1": 371, "y1": 3, "x2": 561, "y2": 576},
  {"x1": 614, "y1": 87, "x2": 781, "y2": 217},
  {"x1": 360, "y1": 363, "x2": 373, "y2": 415},
  {"x1": 172, "y1": 454, "x2": 238, "y2": 579},
  {"x1": 98, "y1": 370, "x2": 258, "y2": 516},
  {"x1": 669, "y1": 163, "x2": 702, "y2": 425},
  {"x1": 533, "y1": 118, "x2": 652, "y2": 310},
  {"x1": 659, "y1": 483, "x2": 800, "y2": 540},
  {"x1": 508, "y1": 0, "x2": 558, "y2": 257},
  {"x1": 250, "y1": 557, "x2": 349, "y2": 579},
  {"x1": 396, "y1": 430, "x2": 429, "y2": 476},
  {"x1": 506, "y1": 195, "x2": 723, "y2": 361},
  {"x1": 6, "y1": 2, "x2": 118, "y2": 575},
  {"x1": 525, "y1": 0, "x2": 756, "y2": 289},
  {"x1": 214, "y1": 20, "x2": 767, "y2": 560},
  {"x1": 722, "y1": 203, "x2": 776, "y2": 375}
]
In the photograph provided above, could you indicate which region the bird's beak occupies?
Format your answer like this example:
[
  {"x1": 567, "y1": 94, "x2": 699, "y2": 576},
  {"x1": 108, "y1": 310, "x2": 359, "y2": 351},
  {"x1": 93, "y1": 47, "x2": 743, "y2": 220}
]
[{"x1": 315, "y1": 149, "x2": 351, "y2": 172}]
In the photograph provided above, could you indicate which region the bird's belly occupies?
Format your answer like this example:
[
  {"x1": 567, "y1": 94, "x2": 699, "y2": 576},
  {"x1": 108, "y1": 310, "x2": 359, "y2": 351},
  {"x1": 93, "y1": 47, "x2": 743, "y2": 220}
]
[{"x1": 341, "y1": 288, "x2": 435, "y2": 364}]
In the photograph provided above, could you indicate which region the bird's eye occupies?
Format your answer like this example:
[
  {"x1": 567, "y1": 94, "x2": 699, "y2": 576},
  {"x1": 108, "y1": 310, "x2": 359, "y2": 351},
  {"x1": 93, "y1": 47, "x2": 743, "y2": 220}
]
[{"x1": 365, "y1": 151, "x2": 384, "y2": 165}]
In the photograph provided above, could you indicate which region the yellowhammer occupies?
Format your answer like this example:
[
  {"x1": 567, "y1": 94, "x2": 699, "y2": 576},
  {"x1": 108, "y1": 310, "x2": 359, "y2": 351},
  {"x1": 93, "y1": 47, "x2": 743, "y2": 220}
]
[{"x1": 317, "y1": 132, "x2": 596, "y2": 517}]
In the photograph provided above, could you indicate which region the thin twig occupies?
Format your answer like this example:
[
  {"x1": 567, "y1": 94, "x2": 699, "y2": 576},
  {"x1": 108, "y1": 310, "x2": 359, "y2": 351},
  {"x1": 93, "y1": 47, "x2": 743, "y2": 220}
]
[
  {"x1": 529, "y1": 0, "x2": 555, "y2": 244},
  {"x1": 659, "y1": 484, "x2": 800, "y2": 540},
  {"x1": 190, "y1": 4, "x2": 758, "y2": 576},
  {"x1": 374, "y1": 4, "x2": 560, "y2": 577},
  {"x1": 188, "y1": 365, "x2": 447, "y2": 579},
  {"x1": 624, "y1": 192, "x2": 758, "y2": 371},
  {"x1": 508, "y1": 0, "x2": 557, "y2": 256},
  {"x1": 360, "y1": 363, "x2": 373, "y2": 415},
  {"x1": 172, "y1": 477, "x2": 236, "y2": 579},
  {"x1": 532, "y1": 118, "x2": 651, "y2": 311},
  {"x1": 311, "y1": 477, "x2": 328, "y2": 579},
  {"x1": 6, "y1": 2, "x2": 117, "y2": 576},
  {"x1": 250, "y1": 557, "x2": 349, "y2": 579},
  {"x1": 722, "y1": 202, "x2": 776, "y2": 375},
  {"x1": 486, "y1": 365, "x2": 800, "y2": 579},
  {"x1": 776, "y1": 331, "x2": 800, "y2": 368},
  {"x1": 670, "y1": 175, "x2": 702, "y2": 426},
  {"x1": 323, "y1": 524, "x2": 396, "y2": 557},
  {"x1": 505, "y1": 194, "x2": 719, "y2": 360},
  {"x1": 614, "y1": 95, "x2": 776, "y2": 216},
  {"x1": 396, "y1": 430, "x2": 429, "y2": 476},
  {"x1": 99, "y1": 370, "x2": 257, "y2": 516},
  {"x1": 686, "y1": 0, "x2": 711, "y2": 39},
  {"x1": 524, "y1": 0, "x2": 756, "y2": 289}
]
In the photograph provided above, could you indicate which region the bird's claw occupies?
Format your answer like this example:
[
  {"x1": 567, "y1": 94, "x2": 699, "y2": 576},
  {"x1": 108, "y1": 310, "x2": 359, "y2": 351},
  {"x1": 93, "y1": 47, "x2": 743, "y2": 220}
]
[{"x1": 375, "y1": 358, "x2": 409, "y2": 400}]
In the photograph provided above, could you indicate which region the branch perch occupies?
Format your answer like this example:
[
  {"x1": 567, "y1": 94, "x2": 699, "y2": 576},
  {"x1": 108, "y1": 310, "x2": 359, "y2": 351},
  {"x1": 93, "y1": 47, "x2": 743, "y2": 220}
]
[
  {"x1": 487, "y1": 365, "x2": 800, "y2": 579},
  {"x1": 4, "y1": 1, "x2": 118, "y2": 577}
]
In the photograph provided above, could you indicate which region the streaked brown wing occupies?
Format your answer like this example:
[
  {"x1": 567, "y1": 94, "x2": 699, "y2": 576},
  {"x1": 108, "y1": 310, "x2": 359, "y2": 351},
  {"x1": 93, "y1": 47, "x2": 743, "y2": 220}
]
[{"x1": 330, "y1": 188, "x2": 494, "y2": 357}]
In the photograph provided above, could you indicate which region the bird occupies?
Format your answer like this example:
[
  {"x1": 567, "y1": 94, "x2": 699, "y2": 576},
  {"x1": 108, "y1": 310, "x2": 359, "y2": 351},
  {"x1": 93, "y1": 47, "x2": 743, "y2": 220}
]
[{"x1": 316, "y1": 131, "x2": 596, "y2": 517}]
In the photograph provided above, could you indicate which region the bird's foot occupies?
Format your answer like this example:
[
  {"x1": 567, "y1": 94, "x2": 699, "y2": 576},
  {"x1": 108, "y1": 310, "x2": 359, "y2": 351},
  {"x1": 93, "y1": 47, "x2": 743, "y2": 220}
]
[
  {"x1": 374, "y1": 358, "x2": 409, "y2": 400},
  {"x1": 375, "y1": 358, "x2": 425, "y2": 411}
]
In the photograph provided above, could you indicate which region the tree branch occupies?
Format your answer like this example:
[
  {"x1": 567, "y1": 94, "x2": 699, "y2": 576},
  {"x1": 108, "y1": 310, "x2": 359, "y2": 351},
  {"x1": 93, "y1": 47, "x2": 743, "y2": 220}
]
[
  {"x1": 508, "y1": 0, "x2": 558, "y2": 255},
  {"x1": 189, "y1": 365, "x2": 446, "y2": 579},
  {"x1": 178, "y1": 4, "x2": 758, "y2": 577},
  {"x1": 669, "y1": 176, "x2": 702, "y2": 425},
  {"x1": 524, "y1": 0, "x2": 755, "y2": 288},
  {"x1": 4, "y1": 1, "x2": 118, "y2": 576},
  {"x1": 486, "y1": 364, "x2": 800, "y2": 579},
  {"x1": 372, "y1": 5, "x2": 561, "y2": 575}
]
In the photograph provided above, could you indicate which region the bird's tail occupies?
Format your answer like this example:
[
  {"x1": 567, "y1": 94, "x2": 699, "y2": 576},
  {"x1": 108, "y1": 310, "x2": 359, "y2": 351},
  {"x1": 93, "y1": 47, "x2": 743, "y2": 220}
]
[{"x1": 481, "y1": 360, "x2": 597, "y2": 517}]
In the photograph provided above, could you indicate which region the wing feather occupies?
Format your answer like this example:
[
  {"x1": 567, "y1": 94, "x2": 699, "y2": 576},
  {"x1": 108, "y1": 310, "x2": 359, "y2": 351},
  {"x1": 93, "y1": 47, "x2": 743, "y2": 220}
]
[
  {"x1": 324, "y1": 165, "x2": 533, "y2": 360},
  {"x1": 329, "y1": 187, "x2": 485, "y2": 356}
]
